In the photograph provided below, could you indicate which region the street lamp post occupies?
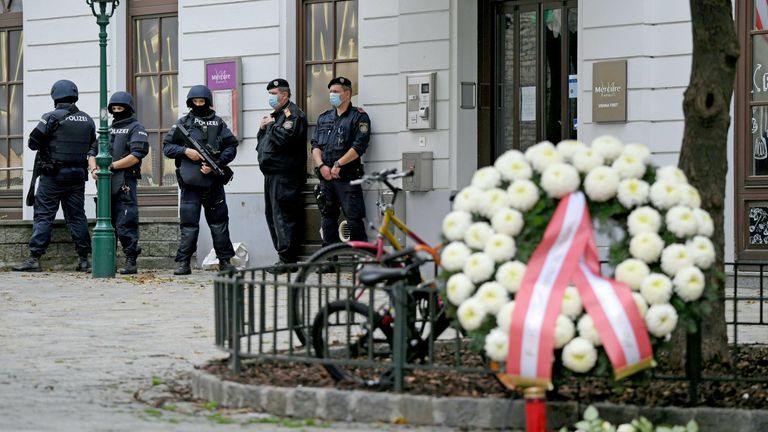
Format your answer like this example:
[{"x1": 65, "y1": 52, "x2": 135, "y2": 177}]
[{"x1": 87, "y1": 0, "x2": 119, "y2": 278}]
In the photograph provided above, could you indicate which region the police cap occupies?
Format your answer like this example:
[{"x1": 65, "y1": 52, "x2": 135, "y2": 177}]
[
  {"x1": 328, "y1": 76, "x2": 352, "y2": 89},
  {"x1": 51, "y1": 79, "x2": 79, "y2": 102},
  {"x1": 186, "y1": 85, "x2": 213, "y2": 108},
  {"x1": 267, "y1": 78, "x2": 290, "y2": 91},
  {"x1": 108, "y1": 91, "x2": 136, "y2": 114}
]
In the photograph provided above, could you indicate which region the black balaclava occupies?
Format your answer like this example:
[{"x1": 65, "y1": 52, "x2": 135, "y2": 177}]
[
  {"x1": 191, "y1": 105, "x2": 211, "y2": 117},
  {"x1": 111, "y1": 106, "x2": 133, "y2": 122}
]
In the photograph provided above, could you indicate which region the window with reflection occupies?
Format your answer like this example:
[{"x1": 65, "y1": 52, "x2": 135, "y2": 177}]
[
  {"x1": 131, "y1": 14, "x2": 178, "y2": 187},
  {"x1": 0, "y1": 23, "x2": 21, "y2": 190},
  {"x1": 301, "y1": 0, "x2": 359, "y2": 157}
]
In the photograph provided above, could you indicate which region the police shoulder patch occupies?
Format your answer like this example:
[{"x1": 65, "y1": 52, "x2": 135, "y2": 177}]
[
  {"x1": 357, "y1": 107, "x2": 366, "y2": 113},
  {"x1": 284, "y1": 108, "x2": 292, "y2": 118},
  {"x1": 283, "y1": 120, "x2": 294, "y2": 130},
  {"x1": 359, "y1": 122, "x2": 369, "y2": 133}
]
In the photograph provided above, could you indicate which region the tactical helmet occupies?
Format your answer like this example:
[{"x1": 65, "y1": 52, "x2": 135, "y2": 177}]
[
  {"x1": 107, "y1": 91, "x2": 136, "y2": 114},
  {"x1": 50, "y1": 80, "x2": 79, "y2": 102},
  {"x1": 186, "y1": 85, "x2": 213, "y2": 108}
]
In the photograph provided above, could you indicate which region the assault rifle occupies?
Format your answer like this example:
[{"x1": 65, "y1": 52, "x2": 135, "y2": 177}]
[{"x1": 175, "y1": 124, "x2": 233, "y2": 182}]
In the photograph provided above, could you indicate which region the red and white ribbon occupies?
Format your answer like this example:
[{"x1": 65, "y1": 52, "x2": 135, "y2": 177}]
[{"x1": 505, "y1": 192, "x2": 653, "y2": 387}]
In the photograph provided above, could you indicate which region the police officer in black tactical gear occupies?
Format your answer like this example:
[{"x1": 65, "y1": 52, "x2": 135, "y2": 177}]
[
  {"x1": 163, "y1": 85, "x2": 238, "y2": 275},
  {"x1": 13, "y1": 80, "x2": 96, "y2": 273},
  {"x1": 87, "y1": 91, "x2": 148, "y2": 275},
  {"x1": 256, "y1": 78, "x2": 307, "y2": 274},
  {"x1": 311, "y1": 76, "x2": 371, "y2": 246}
]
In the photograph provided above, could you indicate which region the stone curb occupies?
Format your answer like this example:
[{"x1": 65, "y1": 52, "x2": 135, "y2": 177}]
[{"x1": 190, "y1": 370, "x2": 768, "y2": 430}]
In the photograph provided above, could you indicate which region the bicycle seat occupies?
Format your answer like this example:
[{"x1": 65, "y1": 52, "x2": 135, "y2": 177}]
[{"x1": 358, "y1": 266, "x2": 411, "y2": 286}]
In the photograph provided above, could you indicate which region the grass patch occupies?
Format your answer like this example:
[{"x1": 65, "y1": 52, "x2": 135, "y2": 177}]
[
  {"x1": 162, "y1": 404, "x2": 177, "y2": 412},
  {"x1": 151, "y1": 376, "x2": 164, "y2": 386},
  {"x1": 242, "y1": 417, "x2": 330, "y2": 428},
  {"x1": 207, "y1": 413, "x2": 234, "y2": 424},
  {"x1": 202, "y1": 401, "x2": 219, "y2": 411},
  {"x1": 143, "y1": 408, "x2": 162, "y2": 418}
]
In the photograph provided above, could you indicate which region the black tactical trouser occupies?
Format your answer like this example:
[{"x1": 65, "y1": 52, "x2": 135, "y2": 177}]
[
  {"x1": 111, "y1": 177, "x2": 140, "y2": 258},
  {"x1": 176, "y1": 182, "x2": 235, "y2": 263},
  {"x1": 264, "y1": 174, "x2": 305, "y2": 263},
  {"x1": 320, "y1": 178, "x2": 367, "y2": 246},
  {"x1": 29, "y1": 167, "x2": 91, "y2": 258}
]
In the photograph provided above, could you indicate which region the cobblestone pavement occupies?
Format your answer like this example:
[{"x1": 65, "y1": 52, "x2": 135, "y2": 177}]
[{"x1": 0, "y1": 271, "x2": 453, "y2": 432}]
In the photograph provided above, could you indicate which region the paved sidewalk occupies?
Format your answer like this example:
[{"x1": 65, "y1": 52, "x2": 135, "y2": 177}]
[{"x1": 0, "y1": 271, "x2": 451, "y2": 432}]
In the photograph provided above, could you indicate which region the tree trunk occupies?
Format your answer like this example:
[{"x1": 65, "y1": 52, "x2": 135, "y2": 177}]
[{"x1": 678, "y1": 0, "x2": 739, "y2": 365}]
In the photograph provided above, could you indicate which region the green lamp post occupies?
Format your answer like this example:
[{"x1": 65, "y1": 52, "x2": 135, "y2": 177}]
[{"x1": 87, "y1": 0, "x2": 119, "y2": 278}]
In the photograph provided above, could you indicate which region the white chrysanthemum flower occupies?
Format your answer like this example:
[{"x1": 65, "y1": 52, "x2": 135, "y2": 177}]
[
  {"x1": 446, "y1": 273, "x2": 475, "y2": 306},
  {"x1": 617, "y1": 424, "x2": 638, "y2": 432},
  {"x1": 440, "y1": 241, "x2": 471, "y2": 272},
  {"x1": 496, "y1": 261, "x2": 527, "y2": 294},
  {"x1": 471, "y1": 166, "x2": 502, "y2": 190},
  {"x1": 572, "y1": 148, "x2": 605, "y2": 174},
  {"x1": 442, "y1": 210, "x2": 472, "y2": 242},
  {"x1": 577, "y1": 315, "x2": 602, "y2": 347},
  {"x1": 629, "y1": 232, "x2": 665, "y2": 263},
  {"x1": 463, "y1": 252, "x2": 496, "y2": 284},
  {"x1": 554, "y1": 315, "x2": 576, "y2": 349},
  {"x1": 622, "y1": 143, "x2": 651, "y2": 164},
  {"x1": 612, "y1": 154, "x2": 646, "y2": 180},
  {"x1": 491, "y1": 208, "x2": 524, "y2": 237},
  {"x1": 686, "y1": 236, "x2": 715, "y2": 269},
  {"x1": 666, "y1": 206, "x2": 698, "y2": 238},
  {"x1": 645, "y1": 303, "x2": 678, "y2": 338},
  {"x1": 480, "y1": 188, "x2": 511, "y2": 219},
  {"x1": 562, "y1": 337, "x2": 598, "y2": 373},
  {"x1": 661, "y1": 244, "x2": 694, "y2": 277},
  {"x1": 453, "y1": 186, "x2": 483, "y2": 213},
  {"x1": 615, "y1": 258, "x2": 651, "y2": 291},
  {"x1": 656, "y1": 166, "x2": 688, "y2": 184},
  {"x1": 541, "y1": 163, "x2": 580, "y2": 198},
  {"x1": 474, "y1": 282, "x2": 508, "y2": 315},
  {"x1": 465, "y1": 222, "x2": 494, "y2": 250},
  {"x1": 561, "y1": 286, "x2": 583, "y2": 319},
  {"x1": 673, "y1": 266, "x2": 706, "y2": 302},
  {"x1": 584, "y1": 166, "x2": 620, "y2": 202},
  {"x1": 494, "y1": 150, "x2": 532, "y2": 181},
  {"x1": 526, "y1": 141, "x2": 563, "y2": 173},
  {"x1": 649, "y1": 180, "x2": 681, "y2": 210},
  {"x1": 484, "y1": 233, "x2": 517, "y2": 263},
  {"x1": 693, "y1": 208, "x2": 714, "y2": 237},
  {"x1": 556, "y1": 139, "x2": 588, "y2": 161},
  {"x1": 457, "y1": 297, "x2": 486, "y2": 331},
  {"x1": 627, "y1": 206, "x2": 662, "y2": 236},
  {"x1": 495, "y1": 301, "x2": 516, "y2": 333},
  {"x1": 640, "y1": 273, "x2": 673, "y2": 305},
  {"x1": 617, "y1": 178, "x2": 650, "y2": 209},
  {"x1": 679, "y1": 184, "x2": 702, "y2": 209},
  {"x1": 507, "y1": 180, "x2": 540, "y2": 212},
  {"x1": 633, "y1": 292, "x2": 649, "y2": 318},
  {"x1": 484, "y1": 328, "x2": 509, "y2": 362},
  {"x1": 591, "y1": 135, "x2": 624, "y2": 162}
]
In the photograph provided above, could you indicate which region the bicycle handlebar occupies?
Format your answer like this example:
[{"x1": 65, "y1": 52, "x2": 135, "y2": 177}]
[{"x1": 349, "y1": 169, "x2": 415, "y2": 186}]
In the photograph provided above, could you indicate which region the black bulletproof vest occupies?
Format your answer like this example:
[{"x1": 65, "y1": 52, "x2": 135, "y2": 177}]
[
  {"x1": 183, "y1": 114, "x2": 223, "y2": 156},
  {"x1": 110, "y1": 118, "x2": 139, "y2": 160},
  {"x1": 48, "y1": 107, "x2": 93, "y2": 164}
]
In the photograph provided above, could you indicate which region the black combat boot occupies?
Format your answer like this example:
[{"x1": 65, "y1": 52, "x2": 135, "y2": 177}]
[
  {"x1": 120, "y1": 256, "x2": 138, "y2": 275},
  {"x1": 13, "y1": 256, "x2": 42, "y2": 272},
  {"x1": 174, "y1": 260, "x2": 191, "y2": 275},
  {"x1": 75, "y1": 255, "x2": 91, "y2": 273},
  {"x1": 219, "y1": 258, "x2": 236, "y2": 273}
]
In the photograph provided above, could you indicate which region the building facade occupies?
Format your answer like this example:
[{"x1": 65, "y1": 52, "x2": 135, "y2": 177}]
[{"x1": 3, "y1": 0, "x2": 762, "y2": 265}]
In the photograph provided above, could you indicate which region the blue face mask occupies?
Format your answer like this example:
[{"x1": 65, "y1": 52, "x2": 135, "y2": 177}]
[
  {"x1": 268, "y1": 94, "x2": 279, "y2": 109},
  {"x1": 329, "y1": 93, "x2": 342, "y2": 108}
]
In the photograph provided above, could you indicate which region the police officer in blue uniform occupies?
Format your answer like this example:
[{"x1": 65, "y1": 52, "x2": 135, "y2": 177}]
[
  {"x1": 311, "y1": 76, "x2": 371, "y2": 246},
  {"x1": 257, "y1": 78, "x2": 307, "y2": 273},
  {"x1": 163, "y1": 85, "x2": 238, "y2": 275},
  {"x1": 13, "y1": 80, "x2": 96, "y2": 272},
  {"x1": 87, "y1": 91, "x2": 148, "y2": 275}
]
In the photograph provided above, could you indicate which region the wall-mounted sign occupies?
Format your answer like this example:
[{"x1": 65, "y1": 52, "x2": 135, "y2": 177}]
[
  {"x1": 204, "y1": 57, "x2": 243, "y2": 138},
  {"x1": 592, "y1": 60, "x2": 627, "y2": 123}
]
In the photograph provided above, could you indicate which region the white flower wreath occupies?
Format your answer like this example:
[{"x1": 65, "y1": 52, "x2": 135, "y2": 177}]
[{"x1": 440, "y1": 137, "x2": 715, "y2": 376}]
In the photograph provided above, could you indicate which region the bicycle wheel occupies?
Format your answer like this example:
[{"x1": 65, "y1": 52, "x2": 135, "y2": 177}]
[
  {"x1": 312, "y1": 300, "x2": 393, "y2": 385},
  {"x1": 291, "y1": 243, "x2": 380, "y2": 345}
]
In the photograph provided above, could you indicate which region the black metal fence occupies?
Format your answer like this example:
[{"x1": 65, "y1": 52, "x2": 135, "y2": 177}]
[{"x1": 213, "y1": 261, "x2": 768, "y2": 404}]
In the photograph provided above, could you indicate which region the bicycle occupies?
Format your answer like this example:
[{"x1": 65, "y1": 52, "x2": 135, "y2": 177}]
[
  {"x1": 290, "y1": 168, "x2": 442, "y2": 346},
  {"x1": 310, "y1": 246, "x2": 455, "y2": 386}
]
